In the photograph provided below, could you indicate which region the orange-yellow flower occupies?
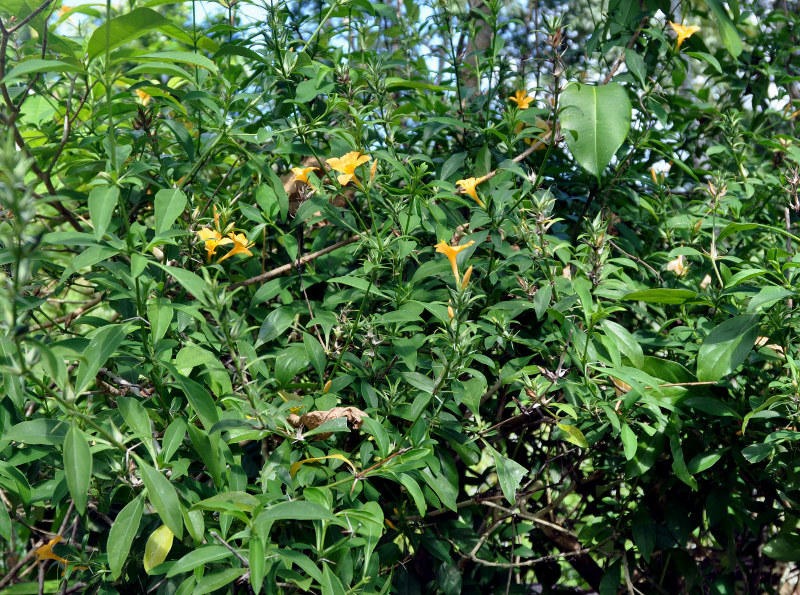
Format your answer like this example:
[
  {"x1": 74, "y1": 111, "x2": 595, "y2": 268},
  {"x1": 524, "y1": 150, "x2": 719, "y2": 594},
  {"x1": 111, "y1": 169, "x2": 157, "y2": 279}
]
[
  {"x1": 456, "y1": 176, "x2": 488, "y2": 207},
  {"x1": 369, "y1": 159, "x2": 378, "y2": 184},
  {"x1": 135, "y1": 89, "x2": 151, "y2": 106},
  {"x1": 461, "y1": 265, "x2": 473, "y2": 289},
  {"x1": 36, "y1": 536, "x2": 69, "y2": 564},
  {"x1": 217, "y1": 232, "x2": 254, "y2": 263},
  {"x1": 669, "y1": 22, "x2": 700, "y2": 50},
  {"x1": 326, "y1": 151, "x2": 371, "y2": 186},
  {"x1": 195, "y1": 228, "x2": 232, "y2": 261},
  {"x1": 292, "y1": 166, "x2": 318, "y2": 184},
  {"x1": 435, "y1": 239, "x2": 475, "y2": 282},
  {"x1": 508, "y1": 90, "x2": 534, "y2": 110}
]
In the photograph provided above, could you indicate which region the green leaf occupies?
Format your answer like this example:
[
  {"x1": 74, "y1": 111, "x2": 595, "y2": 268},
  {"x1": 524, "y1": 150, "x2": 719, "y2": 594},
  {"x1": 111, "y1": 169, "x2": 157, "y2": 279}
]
[
  {"x1": 703, "y1": 0, "x2": 743, "y2": 58},
  {"x1": 742, "y1": 443, "x2": 773, "y2": 464},
  {"x1": 0, "y1": 496, "x2": 11, "y2": 542},
  {"x1": 763, "y1": 534, "x2": 800, "y2": 561},
  {"x1": 144, "y1": 524, "x2": 174, "y2": 573},
  {"x1": 137, "y1": 51, "x2": 218, "y2": 75},
  {"x1": 249, "y1": 538, "x2": 265, "y2": 594},
  {"x1": 621, "y1": 423, "x2": 637, "y2": 461},
  {"x1": 194, "y1": 569, "x2": 247, "y2": 595},
  {"x1": 74, "y1": 324, "x2": 127, "y2": 395},
  {"x1": 137, "y1": 457, "x2": 184, "y2": 539},
  {"x1": 152, "y1": 263, "x2": 209, "y2": 299},
  {"x1": 622, "y1": 289, "x2": 697, "y2": 304},
  {"x1": 686, "y1": 450, "x2": 723, "y2": 474},
  {"x1": 487, "y1": 444, "x2": 527, "y2": 504},
  {"x1": 559, "y1": 82, "x2": 631, "y2": 180},
  {"x1": 63, "y1": 424, "x2": 92, "y2": 515},
  {"x1": 623, "y1": 49, "x2": 646, "y2": 85},
  {"x1": 696, "y1": 314, "x2": 759, "y2": 382},
  {"x1": 108, "y1": 494, "x2": 145, "y2": 579},
  {"x1": 303, "y1": 333, "x2": 326, "y2": 380},
  {"x1": 4, "y1": 419, "x2": 69, "y2": 446},
  {"x1": 166, "y1": 546, "x2": 232, "y2": 578},
  {"x1": 163, "y1": 366, "x2": 220, "y2": 431},
  {"x1": 0, "y1": 59, "x2": 85, "y2": 84},
  {"x1": 117, "y1": 396, "x2": 152, "y2": 441},
  {"x1": 601, "y1": 320, "x2": 644, "y2": 368},
  {"x1": 154, "y1": 189, "x2": 187, "y2": 235},
  {"x1": 87, "y1": 8, "x2": 173, "y2": 60},
  {"x1": 255, "y1": 501, "x2": 335, "y2": 524},
  {"x1": 631, "y1": 507, "x2": 655, "y2": 562},
  {"x1": 557, "y1": 423, "x2": 589, "y2": 448},
  {"x1": 87, "y1": 185, "x2": 118, "y2": 241}
]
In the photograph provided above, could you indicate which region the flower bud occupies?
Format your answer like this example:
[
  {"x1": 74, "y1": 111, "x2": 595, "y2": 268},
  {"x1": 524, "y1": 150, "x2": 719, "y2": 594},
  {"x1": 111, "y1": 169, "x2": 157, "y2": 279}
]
[{"x1": 461, "y1": 265, "x2": 473, "y2": 289}]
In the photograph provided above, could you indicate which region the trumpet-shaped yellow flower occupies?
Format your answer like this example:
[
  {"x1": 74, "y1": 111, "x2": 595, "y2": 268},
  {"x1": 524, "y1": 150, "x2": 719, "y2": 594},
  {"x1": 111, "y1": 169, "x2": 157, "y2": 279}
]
[
  {"x1": 435, "y1": 239, "x2": 475, "y2": 282},
  {"x1": 509, "y1": 89, "x2": 534, "y2": 110},
  {"x1": 36, "y1": 536, "x2": 69, "y2": 564},
  {"x1": 326, "y1": 151, "x2": 371, "y2": 186},
  {"x1": 195, "y1": 227, "x2": 232, "y2": 261},
  {"x1": 216, "y1": 232, "x2": 254, "y2": 263},
  {"x1": 292, "y1": 166, "x2": 319, "y2": 184},
  {"x1": 456, "y1": 176, "x2": 488, "y2": 207},
  {"x1": 669, "y1": 22, "x2": 700, "y2": 50}
]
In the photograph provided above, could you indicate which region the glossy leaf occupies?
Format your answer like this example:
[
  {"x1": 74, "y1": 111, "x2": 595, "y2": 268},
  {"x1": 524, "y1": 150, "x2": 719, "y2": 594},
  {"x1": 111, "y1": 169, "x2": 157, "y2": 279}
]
[
  {"x1": 144, "y1": 524, "x2": 174, "y2": 573},
  {"x1": 560, "y1": 82, "x2": 631, "y2": 180},
  {"x1": 63, "y1": 424, "x2": 92, "y2": 515}
]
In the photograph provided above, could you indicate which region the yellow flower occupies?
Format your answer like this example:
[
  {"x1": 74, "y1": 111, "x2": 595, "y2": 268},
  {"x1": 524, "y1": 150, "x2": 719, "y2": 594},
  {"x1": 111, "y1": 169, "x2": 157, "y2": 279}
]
[
  {"x1": 323, "y1": 379, "x2": 332, "y2": 393},
  {"x1": 435, "y1": 239, "x2": 475, "y2": 283},
  {"x1": 217, "y1": 232, "x2": 254, "y2": 263},
  {"x1": 36, "y1": 536, "x2": 69, "y2": 564},
  {"x1": 669, "y1": 22, "x2": 700, "y2": 50},
  {"x1": 461, "y1": 265, "x2": 473, "y2": 289},
  {"x1": 326, "y1": 151, "x2": 371, "y2": 186},
  {"x1": 456, "y1": 176, "x2": 488, "y2": 207},
  {"x1": 369, "y1": 159, "x2": 378, "y2": 184},
  {"x1": 508, "y1": 89, "x2": 534, "y2": 110},
  {"x1": 292, "y1": 166, "x2": 318, "y2": 184},
  {"x1": 666, "y1": 254, "x2": 688, "y2": 277},
  {"x1": 135, "y1": 89, "x2": 151, "y2": 106},
  {"x1": 195, "y1": 227, "x2": 232, "y2": 261}
]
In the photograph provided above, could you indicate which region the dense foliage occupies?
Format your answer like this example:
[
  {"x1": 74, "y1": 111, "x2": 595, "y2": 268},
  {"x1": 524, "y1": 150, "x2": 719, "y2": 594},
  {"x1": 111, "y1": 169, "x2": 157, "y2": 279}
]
[{"x1": 2, "y1": 0, "x2": 800, "y2": 593}]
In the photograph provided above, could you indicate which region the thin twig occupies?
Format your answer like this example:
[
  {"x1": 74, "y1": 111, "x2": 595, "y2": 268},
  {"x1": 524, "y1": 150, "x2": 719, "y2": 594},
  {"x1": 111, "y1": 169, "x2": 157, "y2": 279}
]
[{"x1": 228, "y1": 235, "x2": 360, "y2": 289}]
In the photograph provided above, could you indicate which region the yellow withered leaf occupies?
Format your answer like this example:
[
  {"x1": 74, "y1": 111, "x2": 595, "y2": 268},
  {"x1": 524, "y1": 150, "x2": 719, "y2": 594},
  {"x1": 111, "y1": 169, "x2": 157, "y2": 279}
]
[
  {"x1": 144, "y1": 525, "x2": 173, "y2": 573},
  {"x1": 290, "y1": 453, "x2": 357, "y2": 477}
]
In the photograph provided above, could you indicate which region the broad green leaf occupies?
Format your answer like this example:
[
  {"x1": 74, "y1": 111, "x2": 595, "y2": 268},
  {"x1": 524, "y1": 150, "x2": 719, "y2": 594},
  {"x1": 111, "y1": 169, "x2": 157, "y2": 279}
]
[
  {"x1": 144, "y1": 524, "x2": 174, "y2": 573},
  {"x1": 686, "y1": 450, "x2": 723, "y2": 474},
  {"x1": 167, "y1": 366, "x2": 220, "y2": 431},
  {"x1": 696, "y1": 314, "x2": 759, "y2": 382},
  {"x1": 249, "y1": 538, "x2": 265, "y2": 594},
  {"x1": 194, "y1": 569, "x2": 247, "y2": 595},
  {"x1": 321, "y1": 563, "x2": 347, "y2": 595},
  {"x1": 631, "y1": 507, "x2": 655, "y2": 562},
  {"x1": 152, "y1": 263, "x2": 209, "y2": 300},
  {"x1": 4, "y1": 419, "x2": 69, "y2": 445},
  {"x1": 137, "y1": 51, "x2": 218, "y2": 75},
  {"x1": 137, "y1": 457, "x2": 184, "y2": 539},
  {"x1": 487, "y1": 444, "x2": 527, "y2": 504},
  {"x1": 255, "y1": 501, "x2": 335, "y2": 524},
  {"x1": 117, "y1": 396, "x2": 152, "y2": 441},
  {"x1": 303, "y1": 333, "x2": 327, "y2": 381},
  {"x1": 165, "y1": 546, "x2": 232, "y2": 578},
  {"x1": 87, "y1": 185, "x2": 118, "y2": 241},
  {"x1": 560, "y1": 82, "x2": 631, "y2": 180},
  {"x1": 63, "y1": 424, "x2": 92, "y2": 515},
  {"x1": 108, "y1": 495, "x2": 144, "y2": 579},
  {"x1": 763, "y1": 534, "x2": 800, "y2": 561},
  {"x1": 74, "y1": 324, "x2": 127, "y2": 395},
  {"x1": 87, "y1": 8, "x2": 172, "y2": 60},
  {"x1": 623, "y1": 289, "x2": 697, "y2": 304},
  {"x1": 0, "y1": 59, "x2": 85, "y2": 84},
  {"x1": 621, "y1": 423, "x2": 637, "y2": 461},
  {"x1": 623, "y1": 49, "x2": 646, "y2": 85},
  {"x1": 154, "y1": 189, "x2": 187, "y2": 235},
  {"x1": 703, "y1": 0, "x2": 743, "y2": 57},
  {"x1": 601, "y1": 320, "x2": 644, "y2": 368}
]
